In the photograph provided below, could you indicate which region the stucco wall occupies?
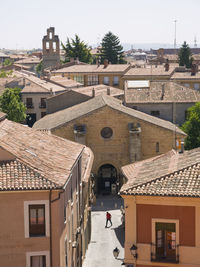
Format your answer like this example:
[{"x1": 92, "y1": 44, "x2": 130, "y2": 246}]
[
  {"x1": 126, "y1": 102, "x2": 195, "y2": 126},
  {"x1": 47, "y1": 91, "x2": 91, "y2": 114},
  {"x1": 137, "y1": 204, "x2": 195, "y2": 246},
  {"x1": 22, "y1": 93, "x2": 50, "y2": 121},
  {"x1": 0, "y1": 191, "x2": 50, "y2": 267},
  {"x1": 123, "y1": 195, "x2": 200, "y2": 267}
]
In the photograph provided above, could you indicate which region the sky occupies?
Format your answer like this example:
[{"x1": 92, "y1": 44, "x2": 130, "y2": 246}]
[{"x1": 1, "y1": 0, "x2": 200, "y2": 50}]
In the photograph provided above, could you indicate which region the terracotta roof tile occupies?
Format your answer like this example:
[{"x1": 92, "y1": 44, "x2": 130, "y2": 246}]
[
  {"x1": 121, "y1": 148, "x2": 200, "y2": 197},
  {"x1": 125, "y1": 81, "x2": 200, "y2": 103},
  {"x1": 123, "y1": 65, "x2": 175, "y2": 77},
  {"x1": 0, "y1": 159, "x2": 58, "y2": 191},
  {"x1": 33, "y1": 94, "x2": 186, "y2": 136},
  {"x1": 0, "y1": 119, "x2": 85, "y2": 190},
  {"x1": 52, "y1": 64, "x2": 130, "y2": 74}
]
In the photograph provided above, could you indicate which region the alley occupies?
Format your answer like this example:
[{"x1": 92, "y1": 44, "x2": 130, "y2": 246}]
[{"x1": 83, "y1": 195, "x2": 124, "y2": 267}]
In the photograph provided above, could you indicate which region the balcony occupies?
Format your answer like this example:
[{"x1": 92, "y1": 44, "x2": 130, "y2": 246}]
[
  {"x1": 151, "y1": 243, "x2": 179, "y2": 264},
  {"x1": 26, "y1": 103, "x2": 34, "y2": 109},
  {"x1": 39, "y1": 103, "x2": 46, "y2": 108}
]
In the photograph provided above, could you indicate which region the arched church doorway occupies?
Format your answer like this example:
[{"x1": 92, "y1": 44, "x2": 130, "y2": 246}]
[{"x1": 97, "y1": 164, "x2": 117, "y2": 194}]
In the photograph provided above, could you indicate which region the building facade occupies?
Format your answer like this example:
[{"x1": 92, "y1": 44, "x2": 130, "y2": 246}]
[
  {"x1": 51, "y1": 61, "x2": 131, "y2": 89},
  {"x1": 121, "y1": 149, "x2": 200, "y2": 267},
  {"x1": 34, "y1": 95, "x2": 186, "y2": 194},
  {"x1": 124, "y1": 80, "x2": 200, "y2": 125},
  {"x1": 0, "y1": 119, "x2": 93, "y2": 267}
]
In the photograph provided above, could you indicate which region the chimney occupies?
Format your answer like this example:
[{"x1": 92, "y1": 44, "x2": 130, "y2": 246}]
[
  {"x1": 23, "y1": 77, "x2": 26, "y2": 87},
  {"x1": 179, "y1": 141, "x2": 184, "y2": 154},
  {"x1": 191, "y1": 63, "x2": 197, "y2": 76},
  {"x1": 107, "y1": 87, "x2": 110, "y2": 95},
  {"x1": 103, "y1": 59, "x2": 109, "y2": 68},
  {"x1": 164, "y1": 59, "x2": 169, "y2": 71},
  {"x1": 92, "y1": 88, "x2": 95, "y2": 98}
]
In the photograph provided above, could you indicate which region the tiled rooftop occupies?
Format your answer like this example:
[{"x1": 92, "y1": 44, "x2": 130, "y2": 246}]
[
  {"x1": 49, "y1": 75, "x2": 82, "y2": 88},
  {"x1": 171, "y1": 71, "x2": 200, "y2": 80},
  {"x1": 33, "y1": 94, "x2": 186, "y2": 136},
  {"x1": 0, "y1": 119, "x2": 85, "y2": 190},
  {"x1": 15, "y1": 57, "x2": 41, "y2": 64},
  {"x1": 0, "y1": 159, "x2": 58, "y2": 191},
  {"x1": 72, "y1": 84, "x2": 124, "y2": 97},
  {"x1": 121, "y1": 148, "x2": 200, "y2": 197},
  {"x1": 52, "y1": 64, "x2": 130, "y2": 74},
  {"x1": 125, "y1": 81, "x2": 200, "y2": 103},
  {"x1": 9, "y1": 72, "x2": 67, "y2": 93},
  {"x1": 123, "y1": 65, "x2": 175, "y2": 77}
]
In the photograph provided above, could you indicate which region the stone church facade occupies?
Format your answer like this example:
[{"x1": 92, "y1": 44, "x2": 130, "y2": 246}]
[{"x1": 34, "y1": 95, "x2": 186, "y2": 194}]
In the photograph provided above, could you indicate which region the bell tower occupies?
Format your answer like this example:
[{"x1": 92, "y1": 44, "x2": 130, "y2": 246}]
[{"x1": 42, "y1": 27, "x2": 60, "y2": 69}]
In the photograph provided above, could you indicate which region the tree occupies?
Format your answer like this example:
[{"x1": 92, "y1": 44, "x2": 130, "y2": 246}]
[
  {"x1": 36, "y1": 61, "x2": 43, "y2": 76},
  {"x1": 100, "y1": 32, "x2": 125, "y2": 64},
  {"x1": 181, "y1": 102, "x2": 200, "y2": 149},
  {"x1": 178, "y1": 41, "x2": 193, "y2": 68},
  {"x1": 62, "y1": 34, "x2": 92, "y2": 63},
  {"x1": 0, "y1": 70, "x2": 13, "y2": 78},
  {"x1": 0, "y1": 87, "x2": 26, "y2": 123},
  {"x1": 3, "y1": 58, "x2": 12, "y2": 66}
]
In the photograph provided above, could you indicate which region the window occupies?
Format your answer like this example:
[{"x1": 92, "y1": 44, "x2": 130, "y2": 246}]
[
  {"x1": 156, "y1": 142, "x2": 159, "y2": 152},
  {"x1": 156, "y1": 223, "x2": 176, "y2": 262},
  {"x1": 46, "y1": 42, "x2": 49, "y2": 49},
  {"x1": 29, "y1": 205, "x2": 45, "y2": 237},
  {"x1": 31, "y1": 256, "x2": 46, "y2": 267},
  {"x1": 194, "y1": 83, "x2": 200, "y2": 90},
  {"x1": 40, "y1": 98, "x2": 46, "y2": 108},
  {"x1": 73, "y1": 75, "x2": 84, "y2": 84},
  {"x1": 103, "y1": 76, "x2": 109, "y2": 85},
  {"x1": 113, "y1": 76, "x2": 119, "y2": 86},
  {"x1": 88, "y1": 75, "x2": 98, "y2": 85},
  {"x1": 101, "y1": 127, "x2": 113, "y2": 139},
  {"x1": 53, "y1": 42, "x2": 57, "y2": 52},
  {"x1": 24, "y1": 200, "x2": 49, "y2": 238},
  {"x1": 151, "y1": 219, "x2": 179, "y2": 263},
  {"x1": 26, "y1": 98, "x2": 33, "y2": 108},
  {"x1": 26, "y1": 251, "x2": 50, "y2": 267},
  {"x1": 151, "y1": 110, "x2": 160, "y2": 117}
]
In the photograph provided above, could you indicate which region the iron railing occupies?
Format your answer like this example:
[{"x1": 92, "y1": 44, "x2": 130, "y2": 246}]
[{"x1": 151, "y1": 243, "x2": 179, "y2": 263}]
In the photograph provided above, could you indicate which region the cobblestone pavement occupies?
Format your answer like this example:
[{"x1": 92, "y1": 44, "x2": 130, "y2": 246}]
[{"x1": 83, "y1": 195, "x2": 124, "y2": 267}]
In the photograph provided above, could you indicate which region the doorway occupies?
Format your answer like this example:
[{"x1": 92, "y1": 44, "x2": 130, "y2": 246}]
[{"x1": 98, "y1": 164, "x2": 117, "y2": 194}]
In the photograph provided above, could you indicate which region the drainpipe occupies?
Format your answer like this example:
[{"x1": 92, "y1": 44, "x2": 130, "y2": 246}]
[
  {"x1": 49, "y1": 189, "x2": 65, "y2": 267},
  {"x1": 49, "y1": 189, "x2": 52, "y2": 267}
]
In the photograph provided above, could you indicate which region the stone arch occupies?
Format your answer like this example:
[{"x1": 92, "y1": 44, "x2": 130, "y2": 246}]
[{"x1": 97, "y1": 163, "x2": 118, "y2": 194}]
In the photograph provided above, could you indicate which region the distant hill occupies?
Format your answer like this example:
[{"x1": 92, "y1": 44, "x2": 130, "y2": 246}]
[{"x1": 121, "y1": 43, "x2": 182, "y2": 51}]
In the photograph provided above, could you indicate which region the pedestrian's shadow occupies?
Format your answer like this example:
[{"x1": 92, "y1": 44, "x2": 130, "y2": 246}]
[{"x1": 112, "y1": 224, "x2": 125, "y2": 248}]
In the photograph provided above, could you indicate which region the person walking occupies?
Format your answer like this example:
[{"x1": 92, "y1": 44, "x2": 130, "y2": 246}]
[{"x1": 105, "y1": 211, "x2": 112, "y2": 228}]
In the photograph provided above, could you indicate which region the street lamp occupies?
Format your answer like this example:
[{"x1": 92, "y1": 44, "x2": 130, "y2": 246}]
[
  {"x1": 130, "y1": 244, "x2": 138, "y2": 259},
  {"x1": 113, "y1": 247, "x2": 120, "y2": 259}
]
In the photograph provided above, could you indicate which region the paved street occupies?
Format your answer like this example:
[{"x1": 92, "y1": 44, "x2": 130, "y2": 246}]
[{"x1": 83, "y1": 195, "x2": 124, "y2": 267}]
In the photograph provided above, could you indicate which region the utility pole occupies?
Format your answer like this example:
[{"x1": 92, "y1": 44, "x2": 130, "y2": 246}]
[
  {"x1": 194, "y1": 36, "x2": 197, "y2": 48},
  {"x1": 174, "y1": 20, "x2": 177, "y2": 50}
]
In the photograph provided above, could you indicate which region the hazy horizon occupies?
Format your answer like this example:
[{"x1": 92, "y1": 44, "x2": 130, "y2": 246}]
[{"x1": 1, "y1": 0, "x2": 200, "y2": 50}]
